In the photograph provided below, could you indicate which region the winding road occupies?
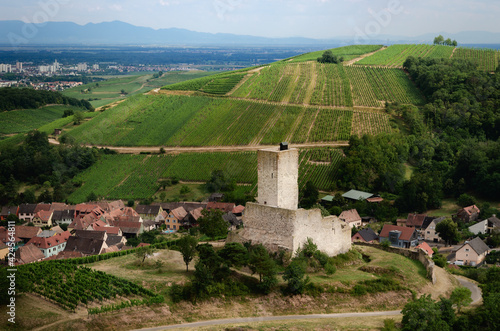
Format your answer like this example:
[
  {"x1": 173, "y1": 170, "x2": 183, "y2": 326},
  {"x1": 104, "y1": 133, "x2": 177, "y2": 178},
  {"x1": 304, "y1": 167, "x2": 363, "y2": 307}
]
[{"x1": 131, "y1": 275, "x2": 482, "y2": 331}]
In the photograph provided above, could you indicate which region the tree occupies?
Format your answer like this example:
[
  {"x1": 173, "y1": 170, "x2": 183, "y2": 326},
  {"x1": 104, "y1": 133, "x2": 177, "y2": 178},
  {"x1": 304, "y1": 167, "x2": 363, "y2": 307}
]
[
  {"x1": 219, "y1": 242, "x2": 248, "y2": 268},
  {"x1": 283, "y1": 259, "x2": 309, "y2": 295},
  {"x1": 434, "y1": 35, "x2": 445, "y2": 45},
  {"x1": 457, "y1": 193, "x2": 477, "y2": 208},
  {"x1": 206, "y1": 170, "x2": 235, "y2": 193},
  {"x1": 402, "y1": 294, "x2": 452, "y2": 331},
  {"x1": 135, "y1": 245, "x2": 156, "y2": 265},
  {"x1": 198, "y1": 209, "x2": 227, "y2": 239},
  {"x1": 86, "y1": 192, "x2": 97, "y2": 202},
  {"x1": 180, "y1": 185, "x2": 191, "y2": 195},
  {"x1": 178, "y1": 235, "x2": 198, "y2": 272},
  {"x1": 300, "y1": 181, "x2": 319, "y2": 209},
  {"x1": 450, "y1": 287, "x2": 472, "y2": 313},
  {"x1": 317, "y1": 50, "x2": 343, "y2": 64},
  {"x1": 73, "y1": 111, "x2": 84, "y2": 125},
  {"x1": 248, "y1": 244, "x2": 278, "y2": 293},
  {"x1": 436, "y1": 218, "x2": 460, "y2": 246}
]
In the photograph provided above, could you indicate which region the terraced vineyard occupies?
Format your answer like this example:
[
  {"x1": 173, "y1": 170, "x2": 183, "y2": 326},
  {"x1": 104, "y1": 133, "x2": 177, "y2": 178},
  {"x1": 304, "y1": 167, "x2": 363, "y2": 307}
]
[
  {"x1": 346, "y1": 66, "x2": 424, "y2": 107},
  {"x1": 68, "y1": 148, "x2": 345, "y2": 202},
  {"x1": 351, "y1": 111, "x2": 393, "y2": 136},
  {"x1": 163, "y1": 71, "x2": 247, "y2": 95},
  {"x1": 310, "y1": 64, "x2": 353, "y2": 107},
  {"x1": 452, "y1": 47, "x2": 499, "y2": 71},
  {"x1": 356, "y1": 44, "x2": 454, "y2": 66},
  {"x1": 289, "y1": 45, "x2": 383, "y2": 63}
]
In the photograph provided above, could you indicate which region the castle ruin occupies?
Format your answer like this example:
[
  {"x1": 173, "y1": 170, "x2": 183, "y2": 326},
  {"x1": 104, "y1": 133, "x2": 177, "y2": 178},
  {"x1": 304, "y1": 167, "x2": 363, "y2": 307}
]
[{"x1": 231, "y1": 143, "x2": 351, "y2": 256}]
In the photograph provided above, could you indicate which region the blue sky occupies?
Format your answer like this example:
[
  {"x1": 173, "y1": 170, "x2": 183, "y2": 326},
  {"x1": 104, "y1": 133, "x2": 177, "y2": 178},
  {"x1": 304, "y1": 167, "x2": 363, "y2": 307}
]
[{"x1": 1, "y1": 0, "x2": 499, "y2": 39}]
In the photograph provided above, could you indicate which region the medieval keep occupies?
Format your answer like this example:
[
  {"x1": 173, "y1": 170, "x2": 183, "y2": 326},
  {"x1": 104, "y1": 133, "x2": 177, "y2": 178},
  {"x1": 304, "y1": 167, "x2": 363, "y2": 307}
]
[{"x1": 232, "y1": 143, "x2": 351, "y2": 256}]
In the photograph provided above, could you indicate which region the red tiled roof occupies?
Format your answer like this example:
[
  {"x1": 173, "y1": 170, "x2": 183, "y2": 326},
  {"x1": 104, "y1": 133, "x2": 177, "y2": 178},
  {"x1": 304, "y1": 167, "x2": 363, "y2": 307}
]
[
  {"x1": 45, "y1": 251, "x2": 83, "y2": 260},
  {"x1": 0, "y1": 227, "x2": 22, "y2": 245},
  {"x1": 35, "y1": 210, "x2": 53, "y2": 221},
  {"x1": 15, "y1": 244, "x2": 45, "y2": 265},
  {"x1": 27, "y1": 231, "x2": 71, "y2": 249},
  {"x1": 171, "y1": 207, "x2": 187, "y2": 221},
  {"x1": 462, "y1": 205, "x2": 480, "y2": 216},
  {"x1": 50, "y1": 203, "x2": 71, "y2": 211},
  {"x1": 366, "y1": 197, "x2": 384, "y2": 203},
  {"x1": 189, "y1": 207, "x2": 204, "y2": 221},
  {"x1": 232, "y1": 205, "x2": 245, "y2": 214},
  {"x1": 416, "y1": 242, "x2": 434, "y2": 256},
  {"x1": 34, "y1": 204, "x2": 51, "y2": 213},
  {"x1": 406, "y1": 214, "x2": 427, "y2": 227},
  {"x1": 207, "y1": 202, "x2": 235, "y2": 213},
  {"x1": 14, "y1": 226, "x2": 41, "y2": 239},
  {"x1": 379, "y1": 224, "x2": 417, "y2": 241},
  {"x1": 137, "y1": 243, "x2": 150, "y2": 248},
  {"x1": 339, "y1": 209, "x2": 361, "y2": 224}
]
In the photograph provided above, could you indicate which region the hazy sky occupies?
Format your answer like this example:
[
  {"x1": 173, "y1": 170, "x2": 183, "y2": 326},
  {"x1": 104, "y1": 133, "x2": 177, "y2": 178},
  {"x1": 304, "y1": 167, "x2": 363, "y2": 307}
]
[{"x1": 1, "y1": 0, "x2": 499, "y2": 39}]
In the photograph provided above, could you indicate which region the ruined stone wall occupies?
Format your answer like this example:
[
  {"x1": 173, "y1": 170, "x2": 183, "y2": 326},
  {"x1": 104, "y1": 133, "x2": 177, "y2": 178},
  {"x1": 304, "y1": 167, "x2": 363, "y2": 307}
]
[
  {"x1": 235, "y1": 202, "x2": 296, "y2": 251},
  {"x1": 293, "y1": 210, "x2": 352, "y2": 256}
]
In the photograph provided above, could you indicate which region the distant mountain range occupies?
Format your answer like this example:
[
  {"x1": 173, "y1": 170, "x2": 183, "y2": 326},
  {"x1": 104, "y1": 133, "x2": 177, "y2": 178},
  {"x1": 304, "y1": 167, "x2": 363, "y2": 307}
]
[{"x1": 1, "y1": 20, "x2": 500, "y2": 46}]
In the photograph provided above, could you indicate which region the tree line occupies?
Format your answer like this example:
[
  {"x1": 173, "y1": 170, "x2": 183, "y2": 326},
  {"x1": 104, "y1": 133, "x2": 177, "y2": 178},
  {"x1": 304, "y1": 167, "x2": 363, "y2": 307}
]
[{"x1": 0, "y1": 87, "x2": 94, "y2": 112}]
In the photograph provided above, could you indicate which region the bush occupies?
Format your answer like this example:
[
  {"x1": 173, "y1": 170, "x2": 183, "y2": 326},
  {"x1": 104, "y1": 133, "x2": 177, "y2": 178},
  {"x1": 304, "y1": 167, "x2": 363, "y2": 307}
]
[{"x1": 324, "y1": 263, "x2": 337, "y2": 275}]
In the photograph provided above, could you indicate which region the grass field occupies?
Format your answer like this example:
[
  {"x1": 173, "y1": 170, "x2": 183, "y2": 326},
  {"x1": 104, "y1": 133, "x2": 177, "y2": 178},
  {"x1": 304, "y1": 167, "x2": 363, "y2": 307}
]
[
  {"x1": 62, "y1": 71, "x2": 216, "y2": 108},
  {"x1": 0, "y1": 105, "x2": 87, "y2": 135}
]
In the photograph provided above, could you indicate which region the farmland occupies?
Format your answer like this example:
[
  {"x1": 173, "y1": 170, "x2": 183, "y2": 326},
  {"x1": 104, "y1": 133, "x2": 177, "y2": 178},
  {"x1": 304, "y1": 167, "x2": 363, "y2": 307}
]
[
  {"x1": 0, "y1": 105, "x2": 85, "y2": 135},
  {"x1": 62, "y1": 71, "x2": 216, "y2": 108},
  {"x1": 162, "y1": 71, "x2": 247, "y2": 95},
  {"x1": 289, "y1": 45, "x2": 383, "y2": 63},
  {"x1": 452, "y1": 47, "x2": 499, "y2": 71},
  {"x1": 356, "y1": 44, "x2": 454, "y2": 66}
]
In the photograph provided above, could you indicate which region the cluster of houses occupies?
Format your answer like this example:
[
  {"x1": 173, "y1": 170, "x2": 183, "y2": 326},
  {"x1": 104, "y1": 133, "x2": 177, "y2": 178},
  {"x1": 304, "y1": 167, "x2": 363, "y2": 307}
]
[
  {"x1": 349, "y1": 204, "x2": 496, "y2": 267},
  {"x1": 0, "y1": 199, "x2": 244, "y2": 266}
]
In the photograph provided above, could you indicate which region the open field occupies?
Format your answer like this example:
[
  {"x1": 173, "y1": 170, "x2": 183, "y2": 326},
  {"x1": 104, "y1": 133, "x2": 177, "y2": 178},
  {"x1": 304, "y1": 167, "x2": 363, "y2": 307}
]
[
  {"x1": 62, "y1": 71, "x2": 216, "y2": 108},
  {"x1": 0, "y1": 105, "x2": 87, "y2": 135}
]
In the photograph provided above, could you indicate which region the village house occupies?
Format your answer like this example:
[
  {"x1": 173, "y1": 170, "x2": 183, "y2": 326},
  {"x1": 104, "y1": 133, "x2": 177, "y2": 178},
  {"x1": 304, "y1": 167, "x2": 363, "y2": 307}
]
[
  {"x1": 423, "y1": 216, "x2": 446, "y2": 242},
  {"x1": 469, "y1": 220, "x2": 488, "y2": 235},
  {"x1": 455, "y1": 237, "x2": 489, "y2": 266},
  {"x1": 379, "y1": 224, "x2": 418, "y2": 248},
  {"x1": 206, "y1": 202, "x2": 236, "y2": 213},
  {"x1": 351, "y1": 228, "x2": 379, "y2": 243},
  {"x1": 51, "y1": 209, "x2": 75, "y2": 225},
  {"x1": 109, "y1": 220, "x2": 144, "y2": 238},
  {"x1": 0, "y1": 242, "x2": 9, "y2": 259},
  {"x1": 14, "y1": 243, "x2": 46, "y2": 265},
  {"x1": 32, "y1": 210, "x2": 54, "y2": 227},
  {"x1": 341, "y1": 189, "x2": 374, "y2": 202},
  {"x1": 0, "y1": 206, "x2": 19, "y2": 220},
  {"x1": 135, "y1": 204, "x2": 163, "y2": 220},
  {"x1": 14, "y1": 226, "x2": 41, "y2": 244},
  {"x1": 455, "y1": 205, "x2": 481, "y2": 223},
  {"x1": 486, "y1": 215, "x2": 500, "y2": 233},
  {"x1": 64, "y1": 236, "x2": 108, "y2": 256},
  {"x1": 339, "y1": 209, "x2": 362, "y2": 228},
  {"x1": 17, "y1": 204, "x2": 38, "y2": 222},
  {"x1": 26, "y1": 231, "x2": 71, "y2": 258}
]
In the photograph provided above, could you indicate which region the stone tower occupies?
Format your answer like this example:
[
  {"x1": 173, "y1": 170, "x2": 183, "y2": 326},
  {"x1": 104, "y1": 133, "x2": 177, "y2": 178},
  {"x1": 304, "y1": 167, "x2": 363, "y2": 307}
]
[{"x1": 257, "y1": 142, "x2": 298, "y2": 210}]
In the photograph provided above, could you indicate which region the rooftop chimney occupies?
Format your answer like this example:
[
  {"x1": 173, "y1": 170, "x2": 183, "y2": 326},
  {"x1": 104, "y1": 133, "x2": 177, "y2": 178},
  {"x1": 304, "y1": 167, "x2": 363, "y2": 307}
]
[{"x1": 280, "y1": 142, "x2": 288, "y2": 151}]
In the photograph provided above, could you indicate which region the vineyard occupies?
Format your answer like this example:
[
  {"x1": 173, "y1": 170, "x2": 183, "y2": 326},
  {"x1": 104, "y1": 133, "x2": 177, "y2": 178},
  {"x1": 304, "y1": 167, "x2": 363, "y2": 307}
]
[
  {"x1": 289, "y1": 45, "x2": 383, "y2": 63},
  {"x1": 0, "y1": 105, "x2": 84, "y2": 135},
  {"x1": 163, "y1": 71, "x2": 247, "y2": 95},
  {"x1": 452, "y1": 47, "x2": 499, "y2": 71},
  {"x1": 308, "y1": 109, "x2": 353, "y2": 142},
  {"x1": 345, "y1": 66, "x2": 424, "y2": 107},
  {"x1": 356, "y1": 44, "x2": 454, "y2": 66},
  {"x1": 18, "y1": 261, "x2": 157, "y2": 312},
  {"x1": 310, "y1": 64, "x2": 353, "y2": 107},
  {"x1": 68, "y1": 148, "x2": 348, "y2": 202},
  {"x1": 351, "y1": 111, "x2": 393, "y2": 136},
  {"x1": 298, "y1": 148, "x2": 344, "y2": 190}
]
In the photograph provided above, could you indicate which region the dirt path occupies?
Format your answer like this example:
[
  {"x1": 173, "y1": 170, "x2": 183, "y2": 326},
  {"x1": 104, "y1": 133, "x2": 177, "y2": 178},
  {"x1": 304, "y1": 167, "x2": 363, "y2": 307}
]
[
  {"x1": 48, "y1": 139, "x2": 349, "y2": 154},
  {"x1": 419, "y1": 266, "x2": 458, "y2": 300},
  {"x1": 132, "y1": 311, "x2": 402, "y2": 331},
  {"x1": 344, "y1": 46, "x2": 387, "y2": 66}
]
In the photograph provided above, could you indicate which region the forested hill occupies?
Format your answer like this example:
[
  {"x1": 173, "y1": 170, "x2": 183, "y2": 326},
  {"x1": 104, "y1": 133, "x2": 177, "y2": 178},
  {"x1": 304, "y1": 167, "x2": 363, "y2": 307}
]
[{"x1": 0, "y1": 88, "x2": 94, "y2": 112}]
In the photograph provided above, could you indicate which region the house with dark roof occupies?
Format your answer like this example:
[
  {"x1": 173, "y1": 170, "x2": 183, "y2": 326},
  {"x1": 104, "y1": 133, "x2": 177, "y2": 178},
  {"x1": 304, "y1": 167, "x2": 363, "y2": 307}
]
[
  {"x1": 135, "y1": 205, "x2": 163, "y2": 220},
  {"x1": 106, "y1": 234, "x2": 127, "y2": 248},
  {"x1": 26, "y1": 231, "x2": 71, "y2": 258},
  {"x1": 51, "y1": 209, "x2": 75, "y2": 225},
  {"x1": 74, "y1": 230, "x2": 108, "y2": 242},
  {"x1": 455, "y1": 237, "x2": 489, "y2": 266},
  {"x1": 18, "y1": 204, "x2": 38, "y2": 222},
  {"x1": 34, "y1": 204, "x2": 51, "y2": 213},
  {"x1": 379, "y1": 224, "x2": 418, "y2": 248},
  {"x1": 487, "y1": 215, "x2": 500, "y2": 233},
  {"x1": 339, "y1": 209, "x2": 362, "y2": 228},
  {"x1": 352, "y1": 228, "x2": 379, "y2": 243},
  {"x1": 423, "y1": 217, "x2": 446, "y2": 242},
  {"x1": 223, "y1": 212, "x2": 242, "y2": 230},
  {"x1": 64, "y1": 236, "x2": 108, "y2": 256},
  {"x1": 455, "y1": 205, "x2": 481, "y2": 223},
  {"x1": 1, "y1": 206, "x2": 19, "y2": 220},
  {"x1": 14, "y1": 243, "x2": 45, "y2": 265},
  {"x1": 109, "y1": 220, "x2": 144, "y2": 238}
]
